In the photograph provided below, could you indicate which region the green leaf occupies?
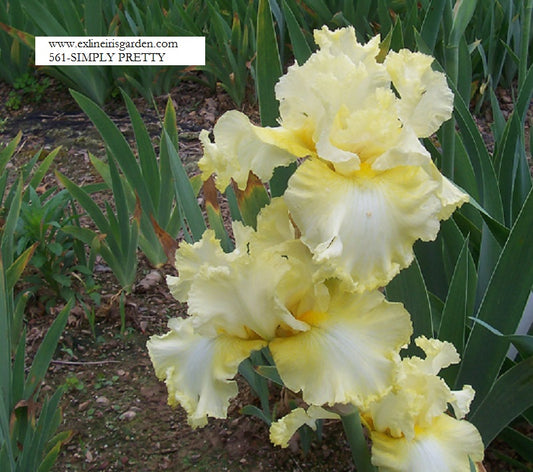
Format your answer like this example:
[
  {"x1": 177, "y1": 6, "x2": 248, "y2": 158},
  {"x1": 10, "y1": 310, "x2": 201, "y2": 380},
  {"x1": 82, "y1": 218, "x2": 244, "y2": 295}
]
[
  {"x1": 233, "y1": 173, "x2": 270, "y2": 229},
  {"x1": 456, "y1": 189, "x2": 533, "y2": 408},
  {"x1": 24, "y1": 299, "x2": 73, "y2": 399},
  {"x1": 449, "y1": 0, "x2": 478, "y2": 47},
  {"x1": 1, "y1": 176, "x2": 23, "y2": 267},
  {"x1": 6, "y1": 243, "x2": 37, "y2": 290},
  {"x1": 282, "y1": 0, "x2": 312, "y2": 65},
  {"x1": 451, "y1": 83, "x2": 504, "y2": 221},
  {"x1": 269, "y1": 162, "x2": 297, "y2": 199},
  {"x1": 29, "y1": 146, "x2": 61, "y2": 190},
  {"x1": 470, "y1": 317, "x2": 533, "y2": 359},
  {"x1": 438, "y1": 237, "x2": 472, "y2": 385},
  {"x1": 256, "y1": 0, "x2": 282, "y2": 126},
  {"x1": 0, "y1": 131, "x2": 21, "y2": 174},
  {"x1": 121, "y1": 90, "x2": 160, "y2": 210},
  {"x1": 495, "y1": 112, "x2": 527, "y2": 226},
  {"x1": 420, "y1": 0, "x2": 446, "y2": 52},
  {"x1": 238, "y1": 356, "x2": 270, "y2": 418},
  {"x1": 255, "y1": 365, "x2": 283, "y2": 386},
  {"x1": 241, "y1": 404, "x2": 271, "y2": 425},
  {"x1": 107, "y1": 154, "x2": 131, "y2": 258},
  {"x1": 466, "y1": 196, "x2": 510, "y2": 247},
  {"x1": 70, "y1": 90, "x2": 156, "y2": 218},
  {"x1": 470, "y1": 356, "x2": 533, "y2": 446},
  {"x1": 386, "y1": 257, "x2": 433, "y2": 352},
  {"x1": 164, "y1": 133, "x2": 206, "y2": 242},
  {"x1": 500, "y1": 426, "x2": 533, "y2": 464},
  {"x1": 516, "y1": 64, "x2": 533, "y2": 123},
  {"x1": 61, "y1": 225, "x2": 99, "y2": 245},
  {"x1": 56, "y1": 171, "x2": 110, "y2": 235}
]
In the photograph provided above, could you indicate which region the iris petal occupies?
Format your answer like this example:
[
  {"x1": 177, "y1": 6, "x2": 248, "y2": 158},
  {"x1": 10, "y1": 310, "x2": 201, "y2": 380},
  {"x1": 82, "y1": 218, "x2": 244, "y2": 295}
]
[
  {"x1": 269, "y1": 288, "x2": 412, "y2": 407},
  {"x1": 284, "y1": 159, "x2": 443, "y2": 291},
  {"x1": 270, "y1": 406, "x2": 339, "y2": 448},
  {"x1": 385, "y1": 49, "x2": 454, "y2": 138},
  {"x1": 199, "y1": 110, "x2": 297, "y2": 191},
  {"x1": 371, "y1": 414, "x2": 484, "y2": 472},
  {"x1": 147, "y1": 317, "x2": 266, "y2": 427}
]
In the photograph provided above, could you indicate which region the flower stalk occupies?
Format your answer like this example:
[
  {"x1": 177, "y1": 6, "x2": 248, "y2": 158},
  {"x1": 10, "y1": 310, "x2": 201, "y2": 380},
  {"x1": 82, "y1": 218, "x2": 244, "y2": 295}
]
[{"x1": 341, "y1": 410, "x2": 376, "y2": 472}]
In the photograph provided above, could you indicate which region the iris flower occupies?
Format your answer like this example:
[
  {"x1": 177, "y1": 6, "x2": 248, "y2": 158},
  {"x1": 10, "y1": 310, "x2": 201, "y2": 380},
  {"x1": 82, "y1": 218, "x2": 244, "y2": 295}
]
[
  {"x1": 147, "y1": 199, "x2": 412, "y2": 427},
  {"x1": 198, "y1": 26, "x2": 468, "y2": 292},
  {"x1": 362, "y1": 336, "x2": 484, "y2": 472}
]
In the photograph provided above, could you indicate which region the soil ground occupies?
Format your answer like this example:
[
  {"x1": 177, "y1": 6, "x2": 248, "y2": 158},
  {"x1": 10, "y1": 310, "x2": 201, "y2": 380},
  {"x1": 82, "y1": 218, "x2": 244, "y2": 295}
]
[{"x1": 0, "y1": 74, "x2": 531, "y2": 472}]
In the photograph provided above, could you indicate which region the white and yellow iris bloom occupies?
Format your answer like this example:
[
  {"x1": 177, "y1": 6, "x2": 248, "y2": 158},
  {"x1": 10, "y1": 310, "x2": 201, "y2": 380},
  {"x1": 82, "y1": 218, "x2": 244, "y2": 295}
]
[
  {"x1": 198, "y1": 26, "x2": 468, "y2": 292},
  {"x1": 363, "y1": 336, "x2": 484, "y2": 471},
  {"x1": 147, "y1": 199, "x2": 412, "y2": 426}
]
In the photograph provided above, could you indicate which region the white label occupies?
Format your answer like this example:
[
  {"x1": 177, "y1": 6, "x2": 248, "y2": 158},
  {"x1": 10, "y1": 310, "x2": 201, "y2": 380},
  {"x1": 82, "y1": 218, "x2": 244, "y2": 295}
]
[{"x1": 35, "y1": 36, "x2": 205, "y2": 66}]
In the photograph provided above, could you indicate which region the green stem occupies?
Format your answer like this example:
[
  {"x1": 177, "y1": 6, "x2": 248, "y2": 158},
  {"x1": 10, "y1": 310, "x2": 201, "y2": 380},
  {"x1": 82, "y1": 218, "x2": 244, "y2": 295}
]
[
  {"x1": 341, "y1": 410, "x2": 376, "y2": 472},
  {"x1": 119, "y1": 291, "x2": 126, "y2": 335}
]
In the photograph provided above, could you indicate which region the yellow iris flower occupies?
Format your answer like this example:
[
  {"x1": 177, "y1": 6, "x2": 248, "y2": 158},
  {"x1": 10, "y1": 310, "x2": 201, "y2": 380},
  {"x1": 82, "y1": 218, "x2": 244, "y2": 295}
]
[
  {"x1": 147, "y1": 199, "x2": 412, "y2": 427},
  {"x1": 198, "y1": 26, "x2": 468, "y2": 292},
  {"x1": 363, "y1": 336, "x2": 484, "y2": 471}
]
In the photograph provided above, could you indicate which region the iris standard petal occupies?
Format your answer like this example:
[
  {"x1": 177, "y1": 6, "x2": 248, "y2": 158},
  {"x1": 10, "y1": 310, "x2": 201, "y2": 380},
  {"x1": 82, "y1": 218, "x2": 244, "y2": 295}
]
[
  {"x1": 284, "y1": 158, "x2": 442, "y2": 291},
  {"x1": 269, "y1": 288, "x2": 412, "y2": 408},
  {"x1": 274, "y1": 28, "x2": 388, "y2": 148},
  {"x1": 370, "y1": 414, "x2": 484, "y2": 472},
  {"x1": 385, "y1": 49, "x2": 454, "y2": 138},
  {"x1": 187, "y1": 249, "x2": 308, "y2": 340},
  {"x1": 147, "y1": 317, "x2": 266, "y2": 427}
]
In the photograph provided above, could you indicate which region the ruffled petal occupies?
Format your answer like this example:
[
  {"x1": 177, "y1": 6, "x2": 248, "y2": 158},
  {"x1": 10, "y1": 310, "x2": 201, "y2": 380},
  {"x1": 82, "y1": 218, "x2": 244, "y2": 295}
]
[
  {"x1": 367, "y1": 336, "x2": 474, "y2": 439},
  {"x1": 187, "y1": 248, "x2": 308, "y2": 340},
  {"x1": 313, "y1": 26, "x2": 381, "y2": 64},
  {"x1": 449, "y1": 385, "x2": 476, "y2": 420},
  {"x1": 244, "y1": 197, "x2": 298, "y2": 252},
  {"x1": 371, "y1": 414, "x2": 484, "y2": 472},
  {"x1": 368, "y1": 372, "x2": 452, "y2": 439},
  {"x1": 147, "y1": 317, "x2": 266, "y2": 427},
  {"x1": 274, "y1": 28, "x2": 388, "y2": 145},
  {"x1": 284, "y1": 158, "x2": 442, "y2": 291},
  {"x1": 437, "y1": 173, "x2": 470, "y2": 220},
  {"x1": 167, "y1": 230, "x2": 233, "y2": 301},
  {"x1": 385, "y1": 49, "x2": 454, "y2": 138},
  {"x1": 198, "y1": 110, "x2": 297, "y2": 191},
  {"x1": 270, "y1": 406, "x2": 339, "y2": 448},
  {"x1": 397, "y1": 336, "x2": 460, "y2": 380},
  {"x1": 269, "y1": 288, "x2": 412, "y2": 407}
]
